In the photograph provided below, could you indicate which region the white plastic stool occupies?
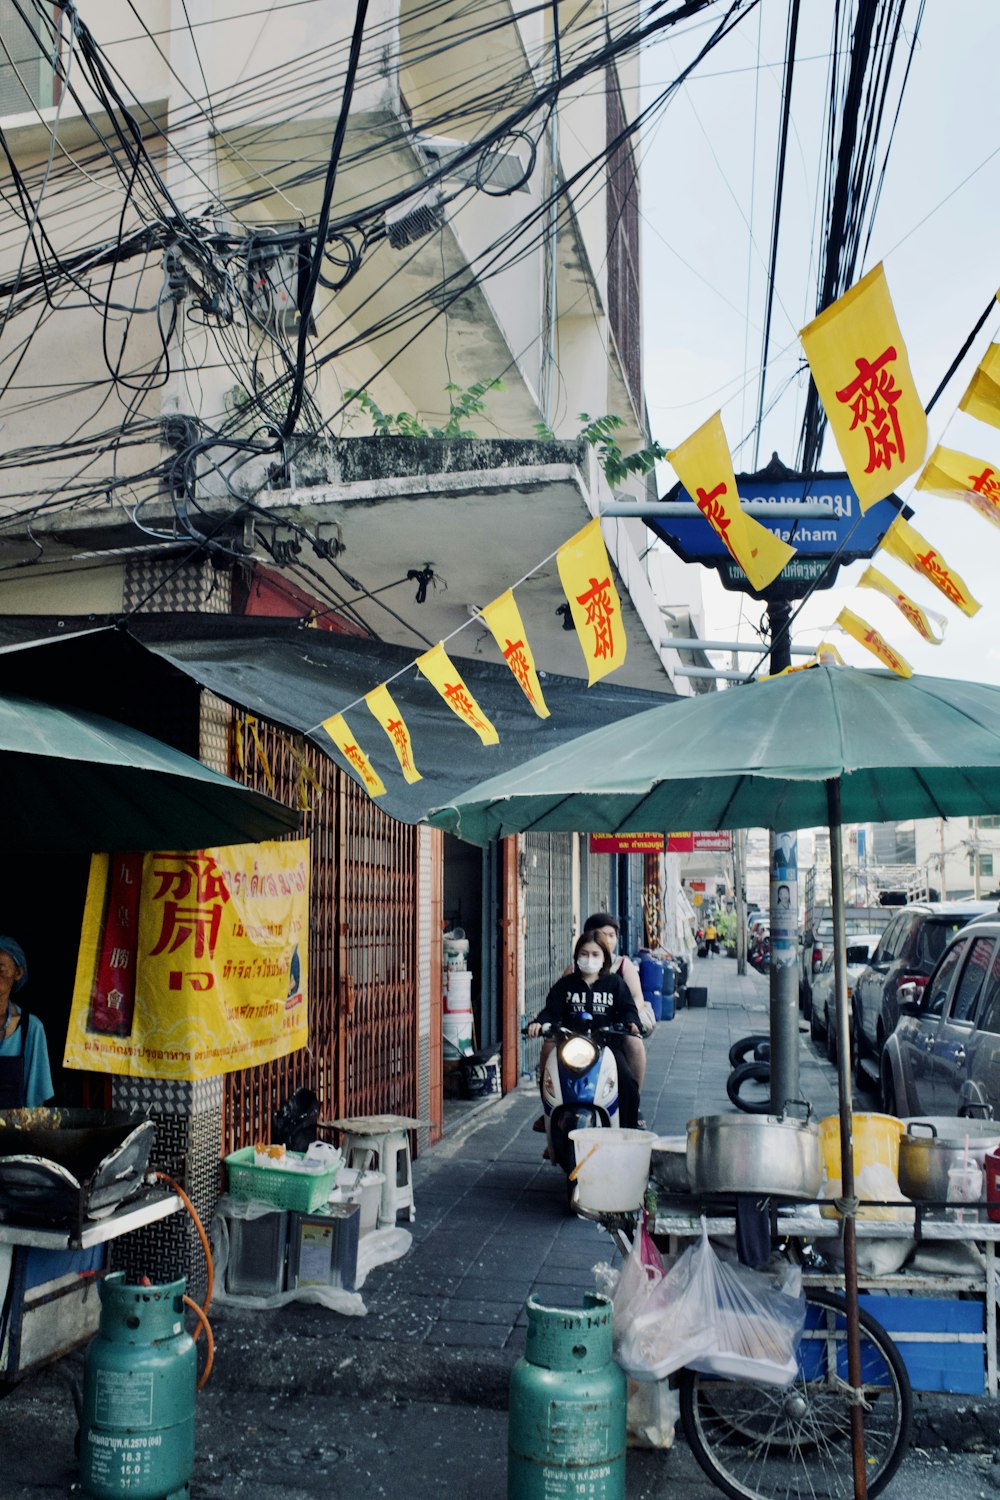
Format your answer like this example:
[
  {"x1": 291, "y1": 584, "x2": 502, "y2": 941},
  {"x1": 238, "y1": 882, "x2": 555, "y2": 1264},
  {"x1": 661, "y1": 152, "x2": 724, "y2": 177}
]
[{"x1": 343, "y1": 1128, "x2": 415, "y2": 1226}]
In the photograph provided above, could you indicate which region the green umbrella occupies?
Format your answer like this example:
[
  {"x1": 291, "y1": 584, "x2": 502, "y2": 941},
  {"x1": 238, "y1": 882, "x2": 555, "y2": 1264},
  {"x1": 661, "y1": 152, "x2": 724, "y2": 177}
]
[
  {"x1": 425, "y1": 665, "x2": 1000, "y2": 842},
  {"x1": 428, "y1": 664, "x2": 1000, "y2": 1500},
  {"x1": 0, "y1": 691, "x2": 298, "y2": 851}
]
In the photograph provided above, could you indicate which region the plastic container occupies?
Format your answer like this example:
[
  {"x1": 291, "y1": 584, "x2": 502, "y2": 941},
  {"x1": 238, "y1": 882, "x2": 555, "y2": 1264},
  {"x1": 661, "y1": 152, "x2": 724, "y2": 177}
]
[
  {"x1": 224, "y1": 1147, "x2": 340, "y2": 1212},
  {"x1": 946, "y1": 1163, "x2": 983, "y2": 1224},
  {"x1": 443, "y1": 1010, "x2": 474, "y2": 1058},
  {"x1": 444, "y1": 970, "x2": 473, "y2": 1012},
  {"x1": 985, "y1": 1148, "x2": 1000, "y2": 1223},
  {"x1": 659, "y1": 991, "x2": 675, "y2": 1022},
  {"x1": 332, "y1": 1166, "x2": 384, "y2": 1236},
  {"x1": 819, "y1": 1112, "x2": 903, "y2": 1185},
  {"x1": 568, "y1": 1128, "x2": 654, "y2": 1213},
  {"x1": 638, "y1": 956, "x2": 664, "y2": 996},
  {"x1": 646, "y1": 989, "x2": 662, "y2": 1022}
]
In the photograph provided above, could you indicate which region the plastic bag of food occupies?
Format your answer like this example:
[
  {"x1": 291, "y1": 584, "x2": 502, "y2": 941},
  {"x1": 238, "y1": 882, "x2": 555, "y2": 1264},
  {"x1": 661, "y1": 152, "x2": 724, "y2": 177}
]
[
  {"x1": 606, "y1": 1215, "x2": 665, "y2": 1351},
  {"x1": 627, "y1": 1379, "x2": 679, "y2": 1449},
  {"x1": 619, "y1": 1221, "x2": 805, "y2": 1385}
]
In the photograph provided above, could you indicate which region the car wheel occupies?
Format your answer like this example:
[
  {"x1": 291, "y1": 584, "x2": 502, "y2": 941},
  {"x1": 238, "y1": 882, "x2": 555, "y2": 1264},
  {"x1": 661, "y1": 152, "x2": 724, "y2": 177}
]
[
  {"x1": 809, "y1": 1000, "x2": 822, "y2": 1044},
  {"x1": 854, "y1": 1024, "x2": 874, "y2": 1092},
  {"x1": 880, "y1": 1059, "x2": 897, "y2": 1115},
  {"x1": 824, "y1": 1009, "x2": 837, "y2": 1064}
]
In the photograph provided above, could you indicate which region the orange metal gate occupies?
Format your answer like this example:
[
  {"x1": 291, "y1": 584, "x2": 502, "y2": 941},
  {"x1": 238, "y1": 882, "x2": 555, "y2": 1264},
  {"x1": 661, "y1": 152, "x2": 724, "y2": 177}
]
[{"x1": 224, "y1": 714, "x2": 419, "y2": 1153}]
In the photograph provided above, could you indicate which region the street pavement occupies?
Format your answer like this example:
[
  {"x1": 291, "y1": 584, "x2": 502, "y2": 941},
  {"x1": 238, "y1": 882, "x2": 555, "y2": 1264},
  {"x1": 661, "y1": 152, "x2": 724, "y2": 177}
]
[{"x1": 2, "y1": 955, "x2": 998, "y2": 1497}]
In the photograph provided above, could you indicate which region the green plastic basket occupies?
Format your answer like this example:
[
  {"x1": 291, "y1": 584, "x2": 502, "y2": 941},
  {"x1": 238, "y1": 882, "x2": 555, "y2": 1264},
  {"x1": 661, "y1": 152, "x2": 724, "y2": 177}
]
[{"x1": 224, "y1": 1148, "x2": 339, "y2": 1212}]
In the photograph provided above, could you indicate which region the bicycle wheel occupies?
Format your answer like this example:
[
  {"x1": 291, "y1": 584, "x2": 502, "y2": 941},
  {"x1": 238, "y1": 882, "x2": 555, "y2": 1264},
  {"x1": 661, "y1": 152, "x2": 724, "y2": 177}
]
[{"x1": 679, "y1": 1288, "x2": 912, "y2": 1500}]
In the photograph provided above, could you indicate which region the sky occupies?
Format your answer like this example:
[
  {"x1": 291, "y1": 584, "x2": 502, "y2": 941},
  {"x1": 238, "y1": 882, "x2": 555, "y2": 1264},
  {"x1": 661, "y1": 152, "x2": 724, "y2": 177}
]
[{"x1": 639, "y1": 2, "x2": 1000, "y2": 687}]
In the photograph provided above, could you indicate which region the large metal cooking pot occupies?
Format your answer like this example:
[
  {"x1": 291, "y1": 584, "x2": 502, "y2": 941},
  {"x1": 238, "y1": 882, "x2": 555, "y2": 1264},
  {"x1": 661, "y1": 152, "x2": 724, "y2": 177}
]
[
  {"x1": 0, "y1": 1108, "x2": 147, "y2": 1177},
  {"x1": 898, "y1": 1117, "x2": 1000, "y2": 1202},
  {"x1": 687, "y1": 1103, "x2": 821, "y2": 1201}
]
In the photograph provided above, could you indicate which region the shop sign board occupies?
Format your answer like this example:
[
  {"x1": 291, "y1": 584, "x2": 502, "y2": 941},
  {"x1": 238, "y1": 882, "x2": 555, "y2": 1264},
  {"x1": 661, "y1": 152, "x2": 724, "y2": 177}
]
[
  {"x1": 589, "y1": 833, "x2": 663, "y2": 853},
  {"x1": 64, "y1": 840, "x2": 309, "y2": 1080},
  {"x1": 666, "y1": 831, "x2": 733, "y2": 852},
  {"x1": 649, "y1": 468, "x2": 907, "y2": 601}
]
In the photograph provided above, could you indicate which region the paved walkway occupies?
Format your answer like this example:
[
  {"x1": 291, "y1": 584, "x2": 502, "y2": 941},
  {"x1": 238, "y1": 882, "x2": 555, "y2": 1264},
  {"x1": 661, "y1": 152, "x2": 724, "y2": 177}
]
[{"x1": 209, "y1": 954, "x2": 844, "y2": 1389}]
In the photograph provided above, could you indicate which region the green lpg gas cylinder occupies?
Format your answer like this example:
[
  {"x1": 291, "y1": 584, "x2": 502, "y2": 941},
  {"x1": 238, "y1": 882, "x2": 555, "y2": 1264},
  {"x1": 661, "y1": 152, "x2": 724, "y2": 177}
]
[
  {"x1": 508, "y1": 1291, "x2": 626, "y2": 1500},
  {"x1": 79, "y1": 1272, "x2": 195, "y2": 1500}
]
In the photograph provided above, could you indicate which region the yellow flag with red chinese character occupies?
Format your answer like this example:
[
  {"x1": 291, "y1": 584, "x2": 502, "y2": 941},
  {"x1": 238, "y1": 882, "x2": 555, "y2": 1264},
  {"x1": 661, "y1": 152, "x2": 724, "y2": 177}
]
[
  {"x1": 479, "y1": 590, "x2": 550, "y2": 718},
  {"x1": 916, "y1": 443, "x2": 1000, "y2": 529},
  {"x1": 879, "y1": 514, "x2": 981, "y2": 617},
  {"x1": 667, "y1": 413, "x2": 796, "y2": 591},
  {"x1": 364, "y1": 683, "x2": 421, "y2": 784},
  {"x1": 958, "y1": 344, "x2": 1000, "y2": 431},
  {"x1": 556, "y1": 519, "x2": 627, "y2": 685},
  {"x1": 799, "y1": 263, "x2": 926, "y2": 510},
  {"x1": 857, "y1": 563, "x2": 946, "y2": 644},
  {"x1": 815, "y1": 641, "x2": 845, "y2": 666},
  {"x1": 416, "y1": 644, "x2": 500, "y2": 745},
  {"x1": 320, "y1": 712, "x2": 387, "y2": 797},
  {"x1": 835, "y1": 607, "x2": 912, "y2": 677}
]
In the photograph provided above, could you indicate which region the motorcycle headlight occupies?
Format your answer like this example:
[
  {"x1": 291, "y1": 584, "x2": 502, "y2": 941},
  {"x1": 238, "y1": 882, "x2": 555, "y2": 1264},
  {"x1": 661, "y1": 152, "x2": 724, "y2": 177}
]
[{"x1": 561, "y1": 1037, "x2": 598, "y2": 1070}]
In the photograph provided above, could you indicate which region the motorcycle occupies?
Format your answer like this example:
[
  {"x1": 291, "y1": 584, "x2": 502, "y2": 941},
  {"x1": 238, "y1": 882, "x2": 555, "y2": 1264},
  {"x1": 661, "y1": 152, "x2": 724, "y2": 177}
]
[{"x1": 527, "y1": 1015, "x2": 626, "y2": 1200}]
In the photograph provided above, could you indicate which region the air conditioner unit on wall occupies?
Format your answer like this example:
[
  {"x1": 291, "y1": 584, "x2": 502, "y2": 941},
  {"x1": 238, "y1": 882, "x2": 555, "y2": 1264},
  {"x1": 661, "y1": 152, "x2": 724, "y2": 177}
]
[
  {"x1": 0, "y1": 7, "x2": 53, "y2": 118},
  {"x1": 415, "y1": 134, "x2": 531, "y2": 194}
]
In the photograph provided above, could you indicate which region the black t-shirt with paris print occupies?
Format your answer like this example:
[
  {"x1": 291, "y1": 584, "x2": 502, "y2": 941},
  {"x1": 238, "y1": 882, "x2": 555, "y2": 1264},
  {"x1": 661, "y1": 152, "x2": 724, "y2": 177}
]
[{"x1": 534, "y1": 971, "x2": 641, "y2": 1033}]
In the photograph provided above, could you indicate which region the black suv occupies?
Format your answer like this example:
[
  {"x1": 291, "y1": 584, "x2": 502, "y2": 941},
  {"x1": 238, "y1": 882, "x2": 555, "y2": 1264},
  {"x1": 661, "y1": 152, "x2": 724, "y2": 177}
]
[{"x1": 852, "y1": 900, "x2": 995, "y2": 1090}]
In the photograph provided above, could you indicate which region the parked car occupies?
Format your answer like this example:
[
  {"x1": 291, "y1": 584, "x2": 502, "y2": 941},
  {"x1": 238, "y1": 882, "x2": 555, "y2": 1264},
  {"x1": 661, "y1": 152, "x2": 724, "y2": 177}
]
[
  {"x1": 853, "y1": 901, "x2": 996, "y2": 1092},
  {"x1": 881, "y1": 915, "x2": 1000, "y2": 1117},
  {"x1": 809, "y1": 934, "x2": 882, "y2": 1061},
  {"x1": 798, "y1": 906, "x2": 894, "y2": 1018}
]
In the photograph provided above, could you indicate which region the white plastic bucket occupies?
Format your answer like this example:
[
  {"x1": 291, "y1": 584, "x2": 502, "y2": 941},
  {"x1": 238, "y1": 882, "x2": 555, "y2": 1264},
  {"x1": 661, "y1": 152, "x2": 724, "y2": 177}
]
[
  {"x1": 330, "y1": 1167, "x2": 384, "y2": 1235},
  {"x1": 569, "y1": 1128, "x2": 653, "y2": 1213},
  {"x1": 443, "y1": 1011, "x2": 474, "y2": 1058},
  {"x1": 444, "y1": 971, "x2": 473, "y2": 1011}
]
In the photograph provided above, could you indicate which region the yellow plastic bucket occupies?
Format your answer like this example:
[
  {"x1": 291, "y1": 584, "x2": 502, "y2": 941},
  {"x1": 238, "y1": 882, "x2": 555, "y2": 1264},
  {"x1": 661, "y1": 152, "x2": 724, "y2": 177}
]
[{"x1": 819, "y1": 1112, "x2": 904, "y2": 1219}]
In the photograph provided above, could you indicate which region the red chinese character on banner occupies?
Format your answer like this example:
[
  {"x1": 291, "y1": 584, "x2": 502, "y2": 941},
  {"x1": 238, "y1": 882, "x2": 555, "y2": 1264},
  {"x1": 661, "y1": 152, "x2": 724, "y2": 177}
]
[
  {"x1": 150, "y1": 854, "x2": 230, "y2": 905},
  {"x1": 835, "y1": 348, "x2": 905, "y2": 474},
  {"x1": 443, "y1": 681, "x2": 489, "y2": 733},
  {"x1": 969, "y1": 466, "x2": 1000, "y2": 505},
  {"x1": 694, "y1": 482, "x2": 754, "y2": 565},
  {"x1": 342, "y1": 741, "x2": 379, "y2": 789},
  {"x1": 575, "y1": 576, "x2": 616, "y2": 660},
  {"x1": 863, "y1": 628, "x2": 900, "y2": 671},
  {"x1": 386, "y1": 718, "x2": 414, "y2": 773},
  {"x1": 150, "y1": 902, "x2": 223, "y2": 959},
  {"x1": 915, "y1": 549, "x2": 964, "y2": 607},
  {"x1": 895, "y1": 596, "x2": 930, "y2": 640},
  {"x1": 502, "y1": 638, "x2": 536, "y2": 702}
]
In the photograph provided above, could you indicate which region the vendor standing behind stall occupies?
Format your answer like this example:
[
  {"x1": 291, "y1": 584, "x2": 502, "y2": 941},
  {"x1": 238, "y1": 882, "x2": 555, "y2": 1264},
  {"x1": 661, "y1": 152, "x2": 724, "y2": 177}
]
[{"x1": 0, "y1": 937, "x2": 53, "y2": 1108}]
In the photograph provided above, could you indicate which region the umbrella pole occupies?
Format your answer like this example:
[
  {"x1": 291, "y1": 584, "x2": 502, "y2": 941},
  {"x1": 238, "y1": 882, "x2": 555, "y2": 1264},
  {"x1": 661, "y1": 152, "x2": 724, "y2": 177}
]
[{"x1": 827, "y1": 776, "x2": 868, "y2": 1500}]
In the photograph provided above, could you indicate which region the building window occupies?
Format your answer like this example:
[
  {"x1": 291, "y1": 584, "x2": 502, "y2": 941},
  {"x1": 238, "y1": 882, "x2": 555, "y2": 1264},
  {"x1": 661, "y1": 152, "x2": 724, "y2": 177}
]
[
  {"x1": 0, "y1": 3, "x2": 58, "y2": 117},
  {"x1": 983, "y1": 854, "x2": 994, "y2": 878},
  {"x1": 979, "y1": 817, "x2": 1000, "y2": 829}
]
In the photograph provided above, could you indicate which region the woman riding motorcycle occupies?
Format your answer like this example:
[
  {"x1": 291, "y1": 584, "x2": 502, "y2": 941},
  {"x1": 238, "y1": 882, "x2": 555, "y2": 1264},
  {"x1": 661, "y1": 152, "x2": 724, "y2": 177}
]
[{"x1": 527, "y1": 933, "x2": 643, "y2": 1128}]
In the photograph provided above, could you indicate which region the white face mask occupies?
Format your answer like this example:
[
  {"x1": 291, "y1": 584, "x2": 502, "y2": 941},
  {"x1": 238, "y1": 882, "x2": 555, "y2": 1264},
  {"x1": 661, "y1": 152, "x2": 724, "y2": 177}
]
[{"x1": 578, "y1": 956, "x2": 602, "y2": 975}]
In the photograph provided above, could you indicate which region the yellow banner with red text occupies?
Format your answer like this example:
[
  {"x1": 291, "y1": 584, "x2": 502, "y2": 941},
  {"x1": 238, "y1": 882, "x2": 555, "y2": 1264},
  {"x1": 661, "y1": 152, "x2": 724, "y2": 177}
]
[{"x1": 64, "y1": 841, "x2": 310, "y2": 1080}]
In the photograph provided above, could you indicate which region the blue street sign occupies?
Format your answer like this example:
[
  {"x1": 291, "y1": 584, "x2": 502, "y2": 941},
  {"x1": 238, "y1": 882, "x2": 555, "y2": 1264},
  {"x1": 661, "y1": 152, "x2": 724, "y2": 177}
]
[{"x1": 649, "y1": 460, "x2": 910, "y2": 600}]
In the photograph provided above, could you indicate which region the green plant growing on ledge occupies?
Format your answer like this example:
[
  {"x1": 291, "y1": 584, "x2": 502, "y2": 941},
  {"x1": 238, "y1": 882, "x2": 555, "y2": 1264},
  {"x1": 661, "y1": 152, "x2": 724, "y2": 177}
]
[
  {"x1": 577, "y1": 413, "x2": 667, "y2": 488},
  {"x1": 344, "y1": 379, "x2": 504, "y2": 439}
]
